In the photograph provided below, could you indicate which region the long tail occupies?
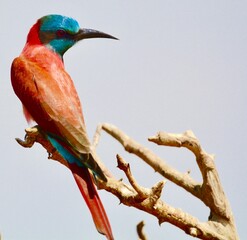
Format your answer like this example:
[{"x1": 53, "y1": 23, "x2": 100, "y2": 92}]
[{"x1": 69, "y1": 163, "x2": 114, "y2": 240}]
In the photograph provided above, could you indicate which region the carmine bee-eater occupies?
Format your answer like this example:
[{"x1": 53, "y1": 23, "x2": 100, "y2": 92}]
[{"x1": 11, "y1": 14, "x2": 117, "y2": 240}]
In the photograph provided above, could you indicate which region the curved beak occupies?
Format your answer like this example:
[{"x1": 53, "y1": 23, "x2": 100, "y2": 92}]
[{"x1": 73, "y1": 28, "x2": 118, "y2": 41}]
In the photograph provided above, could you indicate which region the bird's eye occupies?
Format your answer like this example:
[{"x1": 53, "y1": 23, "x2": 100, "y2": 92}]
[{"x1": 56, "y1": 29, "x2": 67, "y2": 38}]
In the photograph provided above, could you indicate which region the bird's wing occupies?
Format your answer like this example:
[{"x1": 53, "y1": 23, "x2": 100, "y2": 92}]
[
  {"x1": 11, "y1": 56, "x2": 92, "y2": 160},
  {"x1": 12, "y1": 55, "x2": 107, "y2": 180}
]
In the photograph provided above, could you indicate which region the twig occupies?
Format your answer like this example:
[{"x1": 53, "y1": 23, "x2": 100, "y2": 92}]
[
  {"x1": 116, "y1": 154, "x2": 149, "y2": 199},
  {"x1": 137, "y1": 221, "x2": 147, "y2": 240}
]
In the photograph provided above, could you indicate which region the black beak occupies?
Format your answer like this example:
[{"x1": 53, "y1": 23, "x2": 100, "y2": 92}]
[{"x1": 74, "y1": 28, "x2": 118, "y2": 41}]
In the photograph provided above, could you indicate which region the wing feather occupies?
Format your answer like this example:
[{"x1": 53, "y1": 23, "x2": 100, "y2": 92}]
[{"x1": 11, "y1": 55, "x2": 92, "y2": 158}]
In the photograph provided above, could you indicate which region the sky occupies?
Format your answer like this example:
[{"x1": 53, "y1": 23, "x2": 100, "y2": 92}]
[{"x1": 0, "y1": 1, "x2": 246, "y2": 239}]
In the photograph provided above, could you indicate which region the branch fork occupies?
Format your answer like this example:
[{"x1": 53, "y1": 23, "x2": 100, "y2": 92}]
[{"x1": 15, "y1": 124, "x2": 239, "y2": 240}]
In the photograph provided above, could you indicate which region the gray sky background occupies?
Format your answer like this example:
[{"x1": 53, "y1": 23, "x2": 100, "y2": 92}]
[{"x1": 1, "y1": 1, "x2": 246, "y2": 239}]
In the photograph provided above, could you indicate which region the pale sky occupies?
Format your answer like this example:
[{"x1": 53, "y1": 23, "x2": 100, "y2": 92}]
[{"x1": 1, "y1": 1, "x2": 246, "y2": 239}]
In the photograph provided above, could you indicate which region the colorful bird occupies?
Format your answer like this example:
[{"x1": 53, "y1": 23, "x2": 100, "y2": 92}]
[{"x1": 11, "y1": 14, "x2": 117, "y2": 240}]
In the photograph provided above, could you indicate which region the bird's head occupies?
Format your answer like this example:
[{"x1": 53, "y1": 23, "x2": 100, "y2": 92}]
[{"x1": 26, "y1": 14, "x2": 117, "y2": 56}]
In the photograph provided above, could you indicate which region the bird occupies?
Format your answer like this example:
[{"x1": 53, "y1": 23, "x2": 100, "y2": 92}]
[{"x1": 11, "y1": 14, "x2": 117, "y2": 240}]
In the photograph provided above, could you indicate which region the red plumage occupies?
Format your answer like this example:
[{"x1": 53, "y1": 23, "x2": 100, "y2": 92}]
[{"x1": 11, "y1": 19, "x2": 114, "y2": 240}]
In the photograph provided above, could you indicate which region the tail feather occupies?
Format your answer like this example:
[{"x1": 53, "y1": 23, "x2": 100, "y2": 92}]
[{"x1": 69, "y1": 163, "x2": 114, "y2": 240}]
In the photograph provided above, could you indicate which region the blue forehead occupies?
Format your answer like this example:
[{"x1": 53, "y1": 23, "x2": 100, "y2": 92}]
[{"x1": 40, "y1": 14, "x2": 80, "y2": 34}]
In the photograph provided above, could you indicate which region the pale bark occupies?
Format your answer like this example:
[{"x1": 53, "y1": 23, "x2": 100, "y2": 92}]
[{"x1": 15, "y1": 124, "x2": 239, "y2": 240}]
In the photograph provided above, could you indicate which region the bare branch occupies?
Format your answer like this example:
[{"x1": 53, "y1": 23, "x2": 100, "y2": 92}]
[
  {"x1": 148, "y1": 131, "x2": 234, "y2": 221},
  {"x1": 16, "y1": 126, "x2": 69, "y2": 167},
  {"x1": 15, "y1": 124, "x2": 239, "y2": 240},
  {"x1": 96, "y1": 123, "x2": 201, "y2": 197},
  {"x1": 96, "y1": 123, "x2": 239, "y2": 240}
]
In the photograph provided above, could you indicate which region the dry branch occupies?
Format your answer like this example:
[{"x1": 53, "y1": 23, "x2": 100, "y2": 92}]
[
  {"x1": 137, "y1": 221, "x2": 148, "y2": 240},
  {"x1": 15, "y1": 124, "x2": 239, "y2": 240}
]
